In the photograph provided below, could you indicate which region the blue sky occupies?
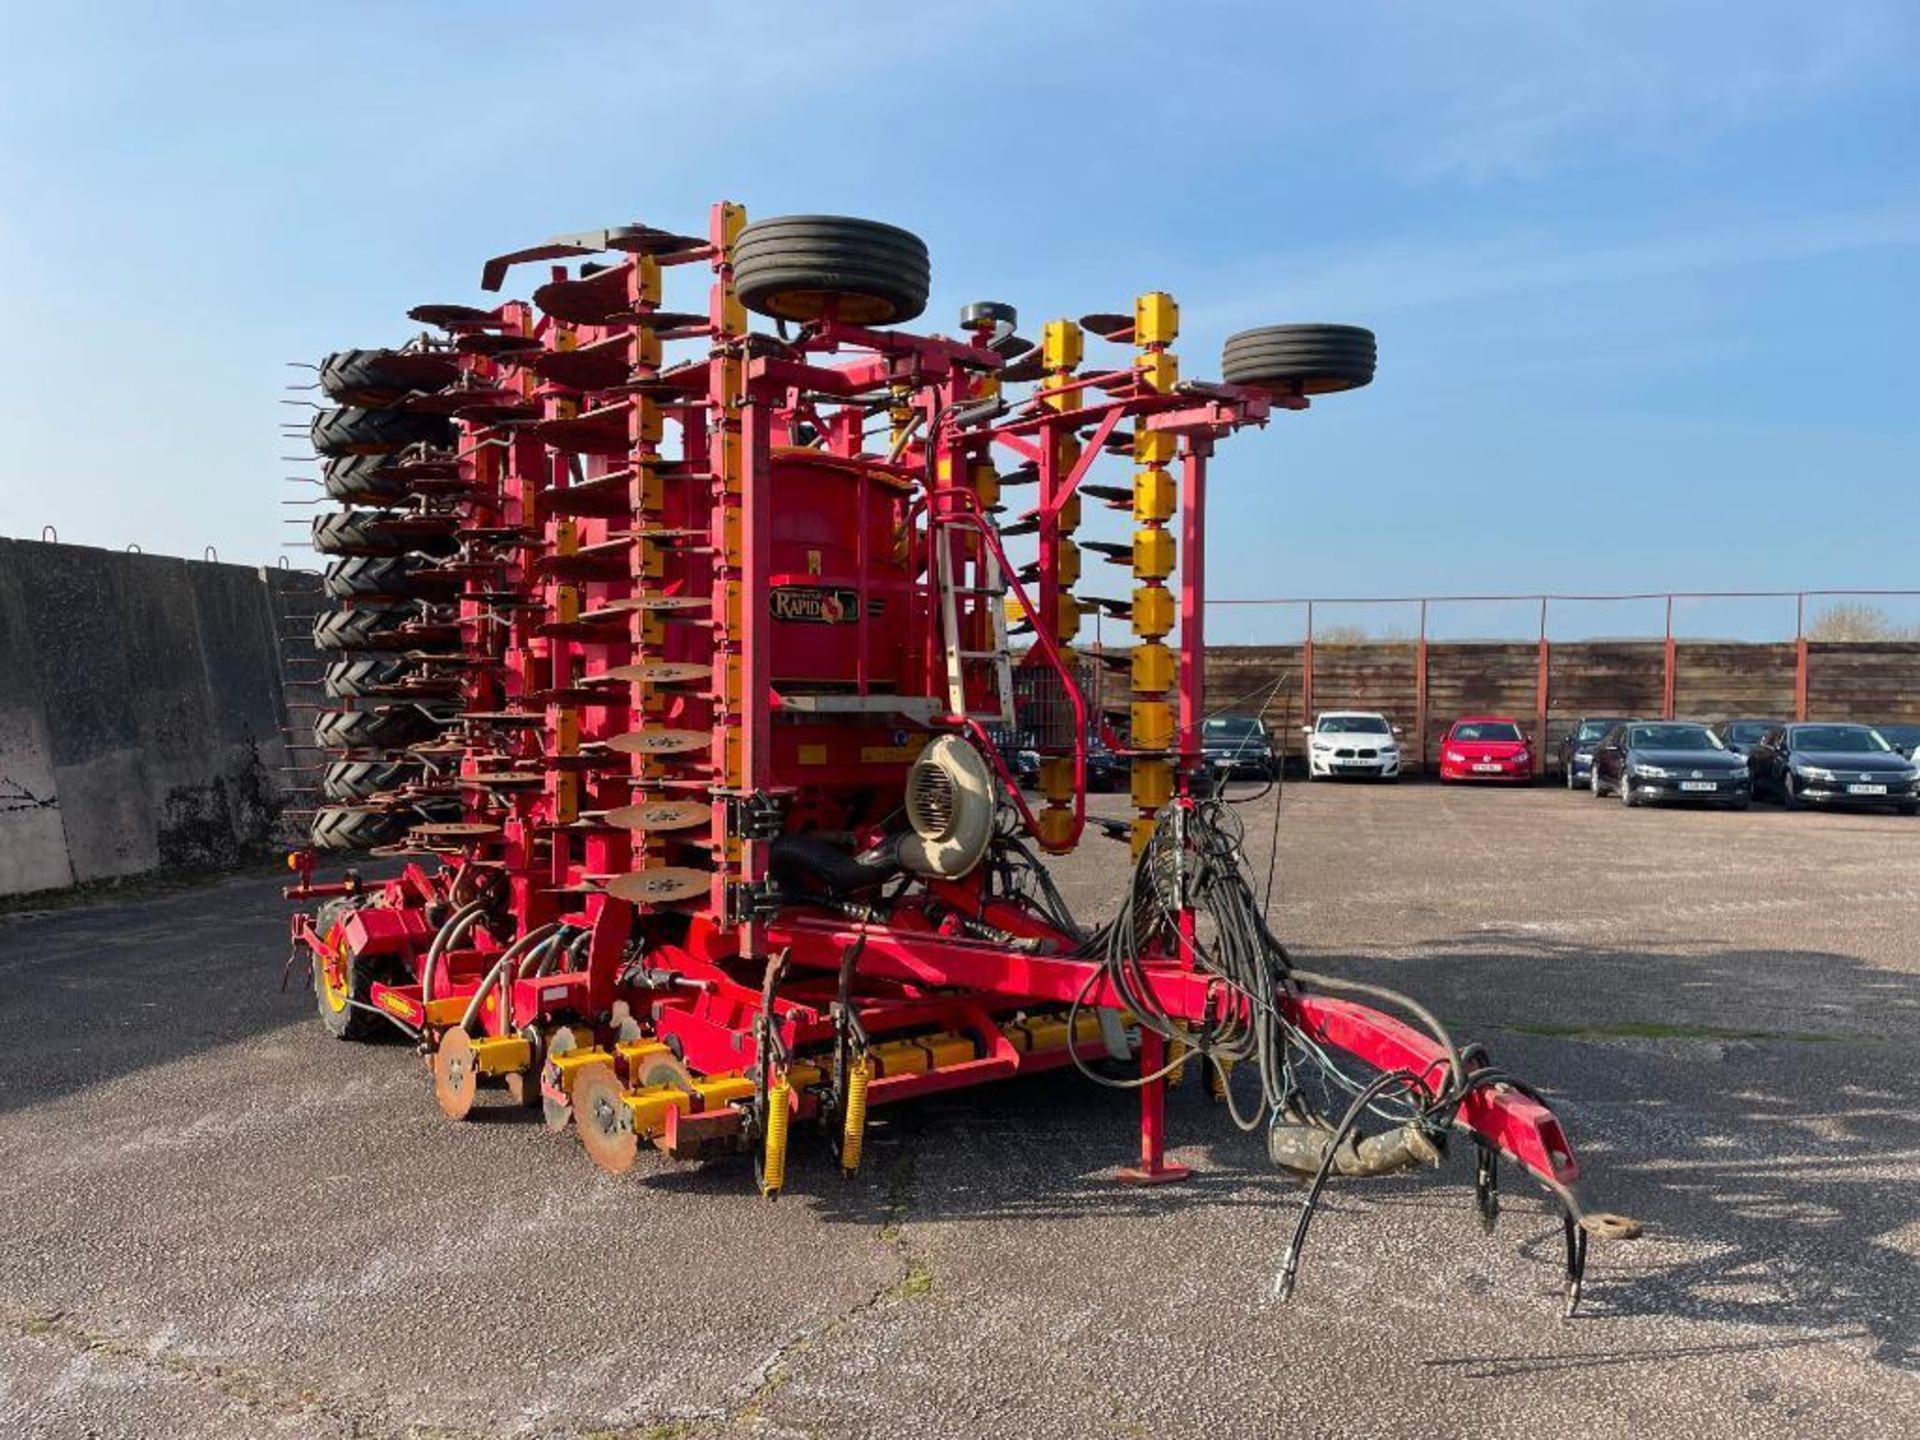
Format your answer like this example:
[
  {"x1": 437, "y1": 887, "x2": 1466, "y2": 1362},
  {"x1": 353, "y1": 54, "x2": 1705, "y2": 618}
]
[{"x1": 1, "y1": 1, "x2": 1915, "y2": 641}]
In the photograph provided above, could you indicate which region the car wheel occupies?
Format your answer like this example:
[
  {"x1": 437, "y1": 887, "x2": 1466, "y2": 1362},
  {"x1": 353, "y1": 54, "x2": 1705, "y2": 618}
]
[
  {"x1": 1590, "y1": 766, "x2": 1604, "y2": 798},
  {"x1": 1728, "y1": 797, "x2": 1751, "y2": 812},
  {"x1": 1782, "y1": 774, "x2": 1803, "y2": 811},
  {"x1": 1565, "y1": 761, "x2": 1576, "y2": 790},
  {"x1": 1898, "y1": 803, "x2": 1918, "y2": 817},
  {"x1": 1620, "y1": 773, "x2": 1637, "y2": 807}
]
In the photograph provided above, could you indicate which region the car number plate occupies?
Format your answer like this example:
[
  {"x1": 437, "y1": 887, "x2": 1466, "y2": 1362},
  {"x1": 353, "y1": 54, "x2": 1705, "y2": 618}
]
[
  {"x1": 1679, "y1": 780, "x2": 1717, "y2": 792},
  {"x1": 1848, "y1": 783, "x2": 1887, "y2": 795},
  {"x1": 1472, "y1": 763, "x2": 1502, "y2": 772}
]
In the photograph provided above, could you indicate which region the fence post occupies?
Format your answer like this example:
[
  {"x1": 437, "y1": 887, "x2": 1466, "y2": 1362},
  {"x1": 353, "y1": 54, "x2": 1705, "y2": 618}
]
[
  {"x1": 1662, "y1": 594, "x2": 1677, "y2": 720},
  {"x1": 1535, "y1": 596, "x2": 1549, "y2": 779},
  {"x1": 1301, "y1": 600, "x2": 1314, "y2": 725},
  {"x1": 1414, "y1": 599, "x2": 1428, "y2": 776},
  {"x1": 1794, "y1": 593, "x2": 1809, "y2": 722}
]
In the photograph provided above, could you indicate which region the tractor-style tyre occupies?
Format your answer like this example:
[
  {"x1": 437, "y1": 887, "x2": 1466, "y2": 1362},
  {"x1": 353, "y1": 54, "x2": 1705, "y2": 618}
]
[
  {"x1": 1221, "y1": 324, "x2": 1377, "y2": 396},
  {"x1": 323, "y1": 555, "x2": 447, "y2": 600},
  {"x1": 323, "y1": 656, "x2": 417, "y2": 699},
  {"x1": 311, "y1": 510, "x2": 454, "y2": 558},
  {"x1": 312, "y1": 603, "x2": 418, "y2": 652},
  {"x1": 309, "y1": 804, "x2": 408, "y2": 854},
  {"x1": 322, "y1": 453, "x2": 412, "y2": 505},
  {"x1": 733, "y1": 215, "x2": 930, "y2": 326},
  {"x1": 309, "y1": 406, "x2": 454, "y2": 457},
  {"x1": 313, "y1": 705, "x2": 439, "y2": 753},
  {"x1": 319, "y1": 348, "x2": 460, "y2": 407},
  {"x1": 321, "y1": 757, "x2": 421, "y2": 803}
]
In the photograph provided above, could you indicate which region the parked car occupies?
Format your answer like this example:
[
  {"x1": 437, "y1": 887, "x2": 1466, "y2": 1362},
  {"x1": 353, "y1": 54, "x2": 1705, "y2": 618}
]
[
  {"x1": 1202, "y1": 714, "x2": 1279, "y2": 782},
  {"x1": 1589, "y1": 721, "x2": 1752, "y2": 808},
  {"x1": 1872, "y1": 722, "x2": 1920, "y2": 758},
  {"x1": 1747, "y1": 723, "x2": 1920, "y2": 813},
  {"x1": 1301, "y1": 710, "x2": 1401, "y2": 781},
  {"x1": 1711, "y1": 718, "x2": 1782, "y2": 758},
  {"x1": 1558, "y1": 716, "x2": 1627, "y2": 789},
  {"x1": 1438, "y1": 716, "x2": 1533, "y2": 783}
]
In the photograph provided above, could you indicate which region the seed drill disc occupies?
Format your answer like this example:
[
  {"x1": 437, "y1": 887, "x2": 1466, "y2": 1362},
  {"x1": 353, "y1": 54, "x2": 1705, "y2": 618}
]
[
  {"x1": 601, "y1": 662, "x2": 710, "y2": 686},
  {"x1": 573, "y1": 1062, "x2": 638, "y2": 1174},
  {"x1": 541, "y1": 1028, "x2": 578, "y2": 1132},
  {"x1": 604, "y1": 867, "x2": 711, "y2": 906},
  {"x1": 606, "y1": 593, "x2": 711, "y2": 613},
  {"x1": 603, "y1": 800, "x2": 708, "y2": 833},
  {"x1": 431, "y1": 1029, "x2": 479, "y2": 1121},
  {"x1": 607, "y1": 729, "x2": 709, "y2": 756}
]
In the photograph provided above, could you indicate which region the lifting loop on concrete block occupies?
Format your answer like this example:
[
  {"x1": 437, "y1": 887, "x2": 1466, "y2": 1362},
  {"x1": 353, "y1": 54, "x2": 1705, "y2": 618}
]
[
  {"x1": 205, "y1": 545, "x2": 220, "y2": 563},
  {"x1": 40, "y1": 525, "x2": 56, "y2": 543},
  {"x1": 126, "y1": 544, "x2": 142, "y2": 554}
]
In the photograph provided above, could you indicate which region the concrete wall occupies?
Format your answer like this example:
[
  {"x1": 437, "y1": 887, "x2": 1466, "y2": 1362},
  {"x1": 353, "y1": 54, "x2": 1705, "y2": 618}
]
[{"x1": 0, "y1": 539, "x2": 320, "y2": 897}]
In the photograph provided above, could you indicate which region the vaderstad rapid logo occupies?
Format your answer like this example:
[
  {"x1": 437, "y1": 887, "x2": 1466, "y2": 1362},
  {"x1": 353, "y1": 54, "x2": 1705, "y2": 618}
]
[{"x1": 769, "y1": 586, "x2": 859, "y2": 625}]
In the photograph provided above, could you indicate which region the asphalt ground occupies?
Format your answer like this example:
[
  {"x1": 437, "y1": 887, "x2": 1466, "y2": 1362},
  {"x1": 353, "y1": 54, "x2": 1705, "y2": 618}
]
[{"x1": 3, "y1": 779, "x2": 1917, "y2": 1439}]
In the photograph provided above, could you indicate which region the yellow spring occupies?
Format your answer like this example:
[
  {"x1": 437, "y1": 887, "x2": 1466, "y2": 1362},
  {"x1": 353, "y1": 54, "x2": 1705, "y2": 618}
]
[
  {"x1": 761, "y1": 1078, "x2": 792, "y2": 1198},
  {"x1": 1166, "y1": 1037, "x2": 1189, "y2": 1088},
  {"x1": 840, "y1": 1056, "x2": 874, "y2": 1177}
]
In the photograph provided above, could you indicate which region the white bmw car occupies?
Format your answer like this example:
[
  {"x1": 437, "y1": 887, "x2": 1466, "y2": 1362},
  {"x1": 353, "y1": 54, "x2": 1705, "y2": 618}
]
[{"x1": 1303, "y1": 711, "x2": 1403, "y2": 780}]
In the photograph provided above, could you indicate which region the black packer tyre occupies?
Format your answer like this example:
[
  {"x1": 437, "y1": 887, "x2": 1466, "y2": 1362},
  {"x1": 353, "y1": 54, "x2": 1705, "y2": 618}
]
[
  {"x1": 321, "y1": 757, "x2": 422, "y2": 802},
  {"x1": 1221, "y1": 324, "x2": 1376, "y2": 395},
  {"x1": 314, "y1": 705, "x2": 440, "y2": 752},
  {"x1": 312, "y1": 510, "x2": 455, "y2": 559},
  {"x1": 319, "y1": 348, "x2": 460, "y2": 407},
  {"x1": 310, "y1": 804, "x2": 409, "y2": 855},
  {"x1": 309, "y1": 406, "x2": 454, "y2": 458},
  {"x1": 734, "y1": 215, "x2": 930, "y2": 326},
  {"x1": 324, "y1": 555, "x2": 441, "y2": 600},
  {"x1": 312, "y1": 603, "x2": 418, "y2": 653},
  {"x1": 323, "y1": 453, "x2": 412, "y2": 505},
  {"x1": 323, "y1": 656, "x2": 417, "y2": 699}
]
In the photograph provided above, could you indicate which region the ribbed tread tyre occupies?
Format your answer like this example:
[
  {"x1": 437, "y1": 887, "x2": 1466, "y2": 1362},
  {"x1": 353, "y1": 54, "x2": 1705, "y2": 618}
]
[
  {"x1": 312, "y1": 897, "x2": 379, "y2": 1039},
  {"x1": 312, "y1": 510, "x2": 453, "y2": 558},
  {"x1": 1221, "y1": 324, "x2": 1376, "y2": 395},
  {"x1": 322, "y1": 757, "x2": 421, "y2": 802},
  {"x1": 323, "y1": 656, "x2": 417, "y2": 699},
  {"x1": 319, "y1": 349, "x2": 460, "y2": 407},
  {"x1": 310, "y1": 805, "x2": 408, "y2": 853},
  {"x1": 309, "y1": 406, "x2": 454, "y2": 457},
  {"x1": 313, "y1": 705, "x2": 439, "y2": 752},
  {"x1": 312, "y1": 603, "x2": 418, "y2": 653},
  {"x1": 322, "y1": 453, "x2": 412, "y2": 505},
  {"x1": 734, "y1": 215, "x2": 930, "y2": 325},
  {"x1": 324, "y1": 555, "x2": 446, "y2": 600}
]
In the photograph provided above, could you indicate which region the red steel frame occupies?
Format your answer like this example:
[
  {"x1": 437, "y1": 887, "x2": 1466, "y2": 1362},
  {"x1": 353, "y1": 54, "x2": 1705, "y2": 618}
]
[{"x1": 287, "y1": 200, "x2": 1624, "y2": 1235}]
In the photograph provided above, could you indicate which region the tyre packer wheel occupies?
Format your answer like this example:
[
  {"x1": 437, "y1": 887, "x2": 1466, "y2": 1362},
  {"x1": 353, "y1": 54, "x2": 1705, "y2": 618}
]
[
  {"x1": 733, "y1": 215, "x2": 931, "y2": 326},
  {"x1": 1221, "y1": 324, "x2": 1376, "y2": 396}
]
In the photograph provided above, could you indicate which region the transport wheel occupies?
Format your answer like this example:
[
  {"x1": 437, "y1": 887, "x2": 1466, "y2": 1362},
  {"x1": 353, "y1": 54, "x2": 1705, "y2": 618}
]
[
  {"x1": 313, "y1": 705, "x2": 439, "y2": 752},
  {"x1": 573, "y1": 1062, "x2": 639, "y2": 1174},
  {"x1": 309, "y1": 406, "x2": 454, "y2": 457},
  {"x1": 321, "y1": 757, "x2": 420, "y2": 802},
  {"x1": 1221, "y1": 324, "x2": 1376, "y2": 395},
  {"x1": 312, "y1": 603, "x2": 418, "y2": 652},
  {"x1": 323, "y1": 657, "x2": 417, "y2": 700},
  {"x1": 310, "y1": 804, "x2": 408, "y2": 852},
  {"x1": 312, "y1": 898, "x2": 377, "y2": 1040},
  {"x1": 733, "y1": 215, "x2": 931, "y2": 326},
  {"x1": 319, "y1": 348, "x2": 460, "y2": 407},
  {"x1": 431, "y1": 1029, "x2": 481, "y2": 1120},
  {"x1": 322, "y1": 453, "x2": 412, "y2": 505}
]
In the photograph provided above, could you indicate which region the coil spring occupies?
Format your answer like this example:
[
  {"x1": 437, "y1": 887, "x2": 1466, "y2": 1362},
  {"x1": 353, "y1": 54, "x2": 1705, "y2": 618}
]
[
  {"x1": 841, "y1": 1055, "x2": 874, "y2": 1176},
  {"x1": 761, "y1": 1078, "x2": 792, "y2": 1197}
]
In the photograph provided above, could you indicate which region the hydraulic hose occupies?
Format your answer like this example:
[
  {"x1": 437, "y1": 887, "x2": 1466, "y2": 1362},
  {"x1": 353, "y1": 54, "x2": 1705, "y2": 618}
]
[{"x1": 420, "y1": 899, "x2": 490, "y2": 1009}]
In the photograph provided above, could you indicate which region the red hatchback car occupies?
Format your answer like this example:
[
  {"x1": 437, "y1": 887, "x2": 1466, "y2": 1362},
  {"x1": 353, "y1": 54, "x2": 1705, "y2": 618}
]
[{"x1": 1439, "y1": 715, "x2": 1535, "y2": 783}]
